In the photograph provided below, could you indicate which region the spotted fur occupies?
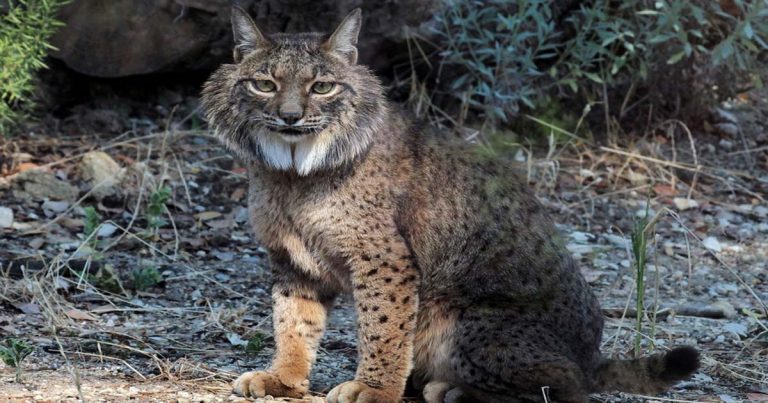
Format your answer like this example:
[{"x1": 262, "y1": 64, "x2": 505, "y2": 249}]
[{"x1": 202, "y1": 7, "x2": 699, "y2": 403}]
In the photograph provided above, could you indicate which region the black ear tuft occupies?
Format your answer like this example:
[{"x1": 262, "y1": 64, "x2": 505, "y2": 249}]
[{"x1": 660, "y1": 346, "x2": 700, "y2": 381}]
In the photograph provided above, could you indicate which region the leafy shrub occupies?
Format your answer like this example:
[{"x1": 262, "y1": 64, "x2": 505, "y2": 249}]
[
  {"x1": 0, "y1": 0, "x2": 66, "y2": 135},
  {"x1": 430, "y1": 0, "x2": 767, "y2": 129},
  {"x1": 432, "y1": 0, "x2": 560, "y2": 124}
]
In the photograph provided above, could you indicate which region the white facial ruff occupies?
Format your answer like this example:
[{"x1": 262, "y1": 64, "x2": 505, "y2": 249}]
[{"x1": 256, "y1": 130, "x2": 333, "y2": 175}]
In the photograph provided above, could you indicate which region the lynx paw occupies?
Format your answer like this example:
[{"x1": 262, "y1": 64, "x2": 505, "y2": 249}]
[
  {"x1": 327, "y1": 380, "x2": 398, "y2": 403},
  {"x1": 232, "y1": 370, "x2": 308, "y2": 399}
]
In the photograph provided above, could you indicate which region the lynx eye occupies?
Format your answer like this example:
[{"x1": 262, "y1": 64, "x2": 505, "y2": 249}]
[
  {"x1": 246, "y1": 79, "x2": 277, "y2": 94},
  {"x1": 311, "y1": 81, "x2": 335, "y2": 95}
]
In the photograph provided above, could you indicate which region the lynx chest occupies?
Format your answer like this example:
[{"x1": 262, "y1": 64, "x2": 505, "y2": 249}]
[{"x1": 246, "y1": 173, "x2": 357, "y2": 287}]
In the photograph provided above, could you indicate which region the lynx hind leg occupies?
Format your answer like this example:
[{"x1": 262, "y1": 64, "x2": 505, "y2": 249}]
[
  {"x1": 423, "y1": 381, "x2": 468, "y2": 403},
  {"x1": 450, "y1": 319, "x2": 591, "y2": 403}
]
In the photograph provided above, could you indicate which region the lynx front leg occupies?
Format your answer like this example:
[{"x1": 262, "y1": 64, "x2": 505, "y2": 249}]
[
  {"x1": 328, "y1": 238, "x2": 420, "y2": 403},
  {"x1": 234, "y1": 255, "x2": 336, "y2": 399}
]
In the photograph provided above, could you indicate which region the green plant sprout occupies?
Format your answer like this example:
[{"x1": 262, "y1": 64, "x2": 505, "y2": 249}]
[
  {"x1": 631, "y1": 208, "x2": 648, "y2": 357},
  {"x1": 146, "y1": 186, "x2": 171, "y2": 232},
  {"x1": 0, "y1": 338, "x2": 34, "y2": 382},
  {"x1": 83, "y1": 206, "x2": 100, "y2": 244},
  {"x1": 631, "y1": 199, "x2": 661, "y2": 358},
  {"x1": 245, "y1": 332, "x2": 267, "y2": 356},
  {"x1": 132, "y1": 266, "x2": 161, "y2": 291}
]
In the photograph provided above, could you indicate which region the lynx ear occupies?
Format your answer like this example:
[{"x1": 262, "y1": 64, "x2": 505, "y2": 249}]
[
  {"x1": 323, "y1": 8, "x2": 362, "y2": 64},
  {"x1": 231, "y1": 6, "x2": 268, "y2": 63}
]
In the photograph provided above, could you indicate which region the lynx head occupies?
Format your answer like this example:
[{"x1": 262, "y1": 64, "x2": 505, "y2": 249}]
[{"x1": 201, "y1": 7, "x2": 386, "y2": 175}]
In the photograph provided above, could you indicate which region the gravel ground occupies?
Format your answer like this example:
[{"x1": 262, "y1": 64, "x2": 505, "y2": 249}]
[{"x1": 1, "y1": 90, "x2": 767, "y2": 402}]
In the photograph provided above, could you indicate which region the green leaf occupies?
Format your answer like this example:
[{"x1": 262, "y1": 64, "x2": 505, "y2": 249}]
[
  {"x1": 689, "y1": 29, "x2": 704, "y2": 39},
  {"x1": 649, "y1": 34, "x2": 671, "y2": 44},
  {"x1": 666, "y1": 51, "x2": 686, "y2": 64},
  {"x1": 754, "y1": 35, "x2": 768, "y2": 50},
  {"x1": 743, "y1": 22, "x2": 754, "y2": 39},
  {"x1": 452, "y1": 74, "x2": 469, "y2": 89},
  {"x1": 712, "y1": 40, "x2": 735, "y2": 64},
  {"x1": 559, "y1": 78, "x2": 578, "y2": 93},
  {"x1": 583, "y1": 72, "x2": 604, "y2": 84}
]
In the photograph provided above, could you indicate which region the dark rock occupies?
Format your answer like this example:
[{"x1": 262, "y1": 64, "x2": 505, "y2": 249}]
[{"x1": 50, "y1": 0, "x2": 441, "y2": 77}]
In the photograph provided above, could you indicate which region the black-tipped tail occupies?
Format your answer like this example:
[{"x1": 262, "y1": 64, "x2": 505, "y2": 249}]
[
  {"x1": 659, "y1": 346, "x2": 700, "y2": 382},
  {"x1": 592, "y1": 346, "x2": 700, "y2": 394}
]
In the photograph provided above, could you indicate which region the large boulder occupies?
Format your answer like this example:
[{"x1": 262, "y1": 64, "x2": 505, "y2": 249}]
[{"x1": 50, "y1": 0, "x2": 440, "y2": 77}]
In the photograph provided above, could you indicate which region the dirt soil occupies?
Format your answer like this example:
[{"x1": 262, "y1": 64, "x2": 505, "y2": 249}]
[{"x1": 0, "y1": 88, "x2": 767, "y2": 403}]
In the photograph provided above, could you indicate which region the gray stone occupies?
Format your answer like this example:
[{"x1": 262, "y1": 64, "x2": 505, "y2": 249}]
[
  {"x1": 96, "y1": 223, "x2": 118, "y2": 238},
  {"x1": 702, "y1": 236, "x2": 723, "y2": 252},
  {"x1": 714, "y1": 107, "x2": 738, "y2": 124},
  {"x1": 42, "y1": 200, "x2": 71, "y2": 213},
  {"x1": 0, "y1": 207, "x2": 13, "y2": 228},
  {"x1": 78, "y1": 151, "x2": 125, "y2": 201},
  {"x1": 12, "y1": 169, "x2": 79, "y2": 201},
  {"x1": 714, "y1": 123, "x2": 739, "y2": 137}
]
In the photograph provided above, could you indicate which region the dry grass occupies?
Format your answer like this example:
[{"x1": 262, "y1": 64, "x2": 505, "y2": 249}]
[{"x1": 1, "y1": 122, "x2": 259, "y2": 398}]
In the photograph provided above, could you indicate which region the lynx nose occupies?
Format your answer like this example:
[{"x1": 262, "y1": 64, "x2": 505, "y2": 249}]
[{"x1": 279, "y1": 110, "x2": 303, "y2": 126}]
